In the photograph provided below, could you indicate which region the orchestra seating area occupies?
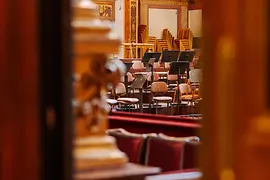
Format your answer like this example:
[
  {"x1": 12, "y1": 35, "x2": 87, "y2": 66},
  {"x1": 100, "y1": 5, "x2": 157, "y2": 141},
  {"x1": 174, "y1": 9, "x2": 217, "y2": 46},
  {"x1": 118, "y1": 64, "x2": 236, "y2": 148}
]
[
  {"x1": 107, "y1": 49, "x2": 202, "y2": 116},
  {"x1": 107, "y1": 128, "x2": 201, "y2": 173}
]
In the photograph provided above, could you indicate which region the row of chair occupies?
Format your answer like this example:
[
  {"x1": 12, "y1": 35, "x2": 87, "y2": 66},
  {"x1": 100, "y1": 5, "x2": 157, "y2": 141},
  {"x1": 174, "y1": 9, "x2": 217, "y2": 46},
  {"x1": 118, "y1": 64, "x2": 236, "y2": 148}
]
[
  {"x1": 107, "y1": 128, "x2": 200, "y2": 172},
  {"x1": 107, "y1": 80, "x2": 200, "y2": 114}
]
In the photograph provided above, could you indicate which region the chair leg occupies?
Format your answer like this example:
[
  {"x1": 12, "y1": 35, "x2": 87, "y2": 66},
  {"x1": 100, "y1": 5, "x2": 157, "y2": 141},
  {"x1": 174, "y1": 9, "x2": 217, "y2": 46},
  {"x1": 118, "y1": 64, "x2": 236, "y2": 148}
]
[
  {"x1": 166, "y1": 103, "x2": 169, "y2": 114},
  {"x1": 155, "y1": 102, "x2": 158, "y2": 114},
  {"x1": 170, "y1": 102, "x2": 172, "y2": 115}
]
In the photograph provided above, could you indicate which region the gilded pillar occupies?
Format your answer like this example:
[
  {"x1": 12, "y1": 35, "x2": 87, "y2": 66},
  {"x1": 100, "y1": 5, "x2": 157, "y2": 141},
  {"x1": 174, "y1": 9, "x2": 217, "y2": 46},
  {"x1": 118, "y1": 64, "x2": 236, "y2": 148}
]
[
  {"x1": 180, "y1": 5, "x2": 188, "y2": 29},
  {"x1": 72, "y1": 0, "x2": 127, "y2": 170}
]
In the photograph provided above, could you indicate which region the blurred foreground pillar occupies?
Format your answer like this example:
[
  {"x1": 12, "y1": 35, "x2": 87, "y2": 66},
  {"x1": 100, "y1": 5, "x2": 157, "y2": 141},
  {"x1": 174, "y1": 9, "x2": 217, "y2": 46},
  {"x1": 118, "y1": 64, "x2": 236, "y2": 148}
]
[{"x1": 202, "y1": 0, "x2": 269, "y2": 179}]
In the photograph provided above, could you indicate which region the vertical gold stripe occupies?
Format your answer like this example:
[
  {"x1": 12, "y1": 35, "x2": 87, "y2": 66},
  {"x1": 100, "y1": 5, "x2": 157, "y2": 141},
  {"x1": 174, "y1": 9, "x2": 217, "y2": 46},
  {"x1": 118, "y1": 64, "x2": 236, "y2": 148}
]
[{"x1": 216, "y1": 35, "x2": 235, "y2": 172}]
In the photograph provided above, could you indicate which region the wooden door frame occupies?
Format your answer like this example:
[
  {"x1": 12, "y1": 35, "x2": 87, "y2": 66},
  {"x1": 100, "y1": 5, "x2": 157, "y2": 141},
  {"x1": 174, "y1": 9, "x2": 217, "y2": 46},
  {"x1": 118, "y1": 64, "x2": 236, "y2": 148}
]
[
  {"x1": 0, "y1": 0, "x2": 73, "y2": 179},
  {"x1": 39, "y1": 0, "x2": 73, "y2": 179}
]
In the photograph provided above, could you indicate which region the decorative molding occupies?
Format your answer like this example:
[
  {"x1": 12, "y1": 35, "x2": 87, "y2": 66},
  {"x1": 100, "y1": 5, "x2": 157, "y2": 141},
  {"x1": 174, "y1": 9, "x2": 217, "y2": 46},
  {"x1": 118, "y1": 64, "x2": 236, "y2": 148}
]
[
  {"x1": 141, "y1": 0, "x2": 188, "y2": 6},
  {"x1": 130, "y1": 0, "x2": 138, "y2": 57},
  {"x1": 124, "y1": 0, "x2": 131, "y2": 43},
  {"x1": 188, "y1": 0, "x2": 202, "y2": 10},
  {"x1": 94, "y1": 0, "x2": 116, "y2": 21}
]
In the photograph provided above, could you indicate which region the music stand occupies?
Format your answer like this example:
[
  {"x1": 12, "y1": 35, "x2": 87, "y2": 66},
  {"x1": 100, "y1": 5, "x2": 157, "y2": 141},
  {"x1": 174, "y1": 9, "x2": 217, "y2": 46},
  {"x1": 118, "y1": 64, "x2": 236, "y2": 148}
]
[
  {"x1": 169, "y1": 61, "x2": 190, "y2": 106},
  {"x1": 161, "y1": 50, "x2": 180, "y2": 62},
  {"x1": 142, "y1": 52, "x2": 161, "y2": 63},
  {"x1": 178, "y1": 50, "x2": 196, "y2": 62},
  {"x1": 130, "y1": 74, "x2": 147, "y2": 112},
  {"x1": 124, "y1": 62, "x2": 133, "y2": 93},
  {"x1": 142, "y1": 52, "x2": 161, "y2": 83}
]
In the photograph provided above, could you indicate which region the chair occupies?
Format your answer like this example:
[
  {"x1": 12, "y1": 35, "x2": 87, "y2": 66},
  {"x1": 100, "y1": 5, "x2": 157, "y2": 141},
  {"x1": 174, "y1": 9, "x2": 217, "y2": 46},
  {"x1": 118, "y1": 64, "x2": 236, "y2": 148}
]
[
  {"x1": 164, "y1": 62, "x2": 170, "y2": 69},
  {"x1": 120, "y1": 72, "x2": 133, "y2": 83},
  {"x1": 147, "y1": 72, "x2": 159, "y2": 82},
  {"x1": 107, "y1": 129, "x2": 156, "y2": 164},
  {"x1": 120, "y1": 72, "x2": 133, "y2": 94},
  {"x1": 132, "y1": 61, "x2": 144, "y2": 70},
  {"x1": 145, "y1": 134, "x2": 200, "y2": 172},
  {"x1": 182, "y1": 141, "x2": 201, "y2": 169},
  {"x1": 153, "y1": 62, "x2": 160, "y2": 69},
  {"x1": 179, "y1": 82, "x2": 200, "y2": 105},
  {"x1": 106, "y1": 99, "x2": 118, "y2": 109},
  {"x1": 145, "y1": 136, "x2": 186, "y2": 172},
  {"x1": 151, "y1": 81, "x2": 172, "y2": 114},
  {"x1": 189, "y1": 69, "x2": 202, "y2": 100},
  {"x1": 167, "y1": 74, "x2": 178, "y2": 89},
  {"x1": 113, "y1": 83, "x2": 139, "y2": 111}
]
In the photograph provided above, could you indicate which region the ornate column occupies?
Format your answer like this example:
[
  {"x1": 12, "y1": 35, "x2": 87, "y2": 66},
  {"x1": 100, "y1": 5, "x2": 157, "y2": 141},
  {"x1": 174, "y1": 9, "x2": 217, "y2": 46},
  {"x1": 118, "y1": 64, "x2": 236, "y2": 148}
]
[
  {"x1": 72, "y1": 0, "x2": 128, "y2": 170},
  {"x1": 180, "y1": 3, "x2": 188, "y2": 29}
]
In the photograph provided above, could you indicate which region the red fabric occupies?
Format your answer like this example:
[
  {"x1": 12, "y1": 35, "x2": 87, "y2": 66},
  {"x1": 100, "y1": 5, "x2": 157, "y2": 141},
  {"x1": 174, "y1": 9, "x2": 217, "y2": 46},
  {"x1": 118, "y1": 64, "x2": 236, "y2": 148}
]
[
  {"x1": 109, "y1": 116, "x2": 200, "y2": 137},
  {"x1": 109, "y1": 111, "x2": 201, "y2": 137},
  {"x1": 109, "y1": 132, "x2": 146, "y2": 164},
  {"x1": 183, "y1": 141, "x2": 201, "y2": 169},
  {"x1": 145, "y1": 137, "x2": 185, "y2": 172},
  {"x1": 110, "y1": 111, "x2": 202, "y2": 123}
]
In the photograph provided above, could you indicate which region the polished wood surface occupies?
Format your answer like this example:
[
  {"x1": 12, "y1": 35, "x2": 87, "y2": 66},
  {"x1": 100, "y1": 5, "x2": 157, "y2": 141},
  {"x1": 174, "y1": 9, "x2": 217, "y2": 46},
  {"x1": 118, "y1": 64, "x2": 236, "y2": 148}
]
[
  {"x1": 0, "y1": 0, "x2": 39, "y2": 180},
  {"x1": 75, "y1": 163, "x2": 161, "y2": 180},
  {"x1": 202, "y1": 0, "x2": 268, "y2": 180}
]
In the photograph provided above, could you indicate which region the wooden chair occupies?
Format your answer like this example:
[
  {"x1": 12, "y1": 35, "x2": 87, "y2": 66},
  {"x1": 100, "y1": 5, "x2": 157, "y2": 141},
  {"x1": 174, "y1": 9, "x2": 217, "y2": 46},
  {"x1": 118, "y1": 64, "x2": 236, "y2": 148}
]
[
  {"x1": 113, "y1": 83, "x2": 139, "y2": 111},
  {"x1": 132, "y1": 61, "x2": 145, "y2": 70},
  {"x1": 151, "y1": 81, "x2": 172, "y2": 114},
  {"x1": 179, "y1": 82, "x2": 201, "y2": 104},
  {"x1": 167, "y1": 74, "x2": 178, "y2": 89}
]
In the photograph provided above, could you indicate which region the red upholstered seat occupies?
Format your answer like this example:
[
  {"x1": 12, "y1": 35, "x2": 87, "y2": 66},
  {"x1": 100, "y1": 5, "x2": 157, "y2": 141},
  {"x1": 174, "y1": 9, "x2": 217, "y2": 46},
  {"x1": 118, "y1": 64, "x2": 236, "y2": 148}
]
[
  {"x1": 108, "y1": 130, "x2": 149, "y2": 164},
  {"x1": 145, "y1": 137, "x2": 186, "y2": 172},
  {"x1": 183, "y1": 141, "x2": 201, "y2": 169}
]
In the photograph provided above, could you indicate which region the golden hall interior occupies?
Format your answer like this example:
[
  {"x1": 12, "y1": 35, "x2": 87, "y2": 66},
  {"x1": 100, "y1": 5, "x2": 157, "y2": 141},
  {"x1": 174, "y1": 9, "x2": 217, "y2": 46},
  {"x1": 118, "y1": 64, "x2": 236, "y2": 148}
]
[{"x1": 1, "y1": 0, "x2": 270, "y2": 180}]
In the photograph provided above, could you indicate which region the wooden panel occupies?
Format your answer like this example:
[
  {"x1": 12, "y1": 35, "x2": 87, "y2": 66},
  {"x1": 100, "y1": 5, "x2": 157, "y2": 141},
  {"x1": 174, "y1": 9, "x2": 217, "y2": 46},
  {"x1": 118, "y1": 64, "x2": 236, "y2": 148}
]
[
  {"x1": 0, "y1": 0, "x2": 39, "y2": 180},
  {"x1": 202, "y1": 0, "x2": 268, "y2": 180},
  {"x1": 124, "y1": 0, "x2": 131, "y2": 42}
]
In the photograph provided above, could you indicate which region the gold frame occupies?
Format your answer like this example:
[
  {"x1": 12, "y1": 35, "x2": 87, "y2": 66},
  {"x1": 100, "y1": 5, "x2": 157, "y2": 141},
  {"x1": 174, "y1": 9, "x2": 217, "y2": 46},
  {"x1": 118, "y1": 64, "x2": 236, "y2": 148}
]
[{"x1": 95, "y1": 0, "x2": 115, "y2": 21}]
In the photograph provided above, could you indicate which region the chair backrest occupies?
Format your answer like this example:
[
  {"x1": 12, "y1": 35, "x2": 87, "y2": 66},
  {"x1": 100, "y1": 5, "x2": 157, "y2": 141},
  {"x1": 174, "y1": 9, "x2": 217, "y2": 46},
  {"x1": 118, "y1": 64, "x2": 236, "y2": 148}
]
[
  {"x1": 158, "y1": 133, "x2": 200, "y2": 170},
  {"x1": 189, "y1": 69, "x2": 202, "y2": 83},
  {"x1": 182, "y1": 141, "x2": 201, "y2": 169},
  {"x1": 179, "y1": 83, "x2": 191, "y2": 94},
  {"x1": 151, "y1": 81, "x2": 168, "y2": 93},
  {"x1": 145, "y1": 136, "x2": 185, "y2": 172},
  {"x1": 108, "y1": 130, "x2": 148, "y2": 164},
  {"x1": 114, "y1": 83, "x2": 126, "y2": 96},
  {"x1": 120, "y1": 72, "x2": 133, "y2": 83},
  {"x1": 158, "y1": 133, "x2": 200, "y2": 142},
  {"x1": 153, "y1": 62, "x2": 160, "y2": 69},
  {"x1": 147, "y1": 72, "x2": 159, "y2": 82},
  {"x1": 167, "y1": 74, "x2": 178, "y2": 81},
  {"x1": 164, "y1": 62, "x2": 170, "y2": 69},
  {"x1": 132, "y1": 61, "x2": 144, "y2": 70}
]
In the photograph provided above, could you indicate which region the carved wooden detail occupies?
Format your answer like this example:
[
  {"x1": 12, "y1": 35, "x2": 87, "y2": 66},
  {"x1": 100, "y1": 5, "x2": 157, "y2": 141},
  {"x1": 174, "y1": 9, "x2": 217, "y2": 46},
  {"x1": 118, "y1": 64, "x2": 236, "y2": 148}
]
[
  {"x1": 141, "y1": 0, "x2": 188, "y2": 6},
  {"x1": 124, "y1": 0, "x2": 131, "y2": 43},
  {"x1": 72, "y1": 0, "x2": 127, "y2": 170}
]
